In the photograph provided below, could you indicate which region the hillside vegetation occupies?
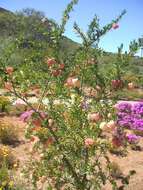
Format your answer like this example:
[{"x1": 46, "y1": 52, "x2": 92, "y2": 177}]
[{"x1": 0, "y1": 6, "x2": 143, "y2": 98}]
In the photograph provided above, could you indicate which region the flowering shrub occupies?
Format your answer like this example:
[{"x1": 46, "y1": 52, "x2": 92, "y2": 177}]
[
  {"x1": 126, "y1": 134, "x2": 140, "y2": 144},
  {"x1": 0, "y1": 0, "x2": 140, "y2": 189},
  {"x1": 116, "y1": 101, "x2": 143, "y2": 142}
]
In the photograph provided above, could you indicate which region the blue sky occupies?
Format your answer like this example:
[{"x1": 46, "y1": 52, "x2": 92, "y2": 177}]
[{"x1": 0, "y1": 0, "x2": 143, "y2": 53}]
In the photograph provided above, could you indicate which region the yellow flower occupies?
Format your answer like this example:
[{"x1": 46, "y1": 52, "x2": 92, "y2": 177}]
[
  {"x1": 3, "y1": 153, "x2": 8, "y2": 157},
  {"x1": 9, "y1": 181, "x2": 14, "y2": 187},
  {"x1": 2, "y1": 180, "x2": 7, "y2": 186},
  {"x1": 13, "y1": 163, "x2": 18, "y2": 168}
]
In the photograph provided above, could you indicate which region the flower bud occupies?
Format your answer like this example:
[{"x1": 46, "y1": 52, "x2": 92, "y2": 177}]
[
  {"x1": 112, "y1": 23, "x2": 119, "y2": 29},
  {"x1": 87, "y1": 112, "x2": 101, "y2": 122},
  {"x1": 99, "y1": 122, "x2": 107, "y2": 130},
  {"x1": 128, "y1": 82, "x2": 134, "y2": 89},
  {"x1": 84, "y1": 138, "x2": 95, "y2": 147},
  {"x1": 52, "y1": 69, "x2": 61, "y2": 77},
  {"x1": 96, "y1": 85, "x2": 101, "y2": 91},
  {"x1": 107, "y1": 113, "x2": 112, "y2": 118},
  {"x1": 47, "y1": 58, "x2": 56, "y2": 67},
  {"x1": 111, "y1": 79, "x2": 123, "y2": 89},
  {"x1": 66, "y1": 77, "x2": 80, "y2": 88},
  {"x1": 6, "y1": 67, "x2": 14, "y2": 75},
  {"x1": 107, "y1": 120, "x2": 116, "y2": 130},
  {"x1": 59, "y1": 63, "x2": 65, "y2": 70},
  {"x1": 48, "y1": 119, "x2": 54, "y2": 127}
]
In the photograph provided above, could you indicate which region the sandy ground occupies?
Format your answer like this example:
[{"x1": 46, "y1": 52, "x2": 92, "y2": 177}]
[{"x1": 103, "y1": 140, "x2": 143, "y2": 190}]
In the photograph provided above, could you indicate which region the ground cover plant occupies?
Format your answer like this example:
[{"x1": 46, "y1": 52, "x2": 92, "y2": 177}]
[
  {"x1": 0, "y1": 117, "x2": 19, "y2": 145},
  {"x1": 0, "y1": 0, "x2": 142, "y2": 189}
]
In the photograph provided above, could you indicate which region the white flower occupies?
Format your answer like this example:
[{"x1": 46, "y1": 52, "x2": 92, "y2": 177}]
[
  {"x1": 28, "y1": 97, "x2": 38, "y2": 104},
  {"x1": 42, "y1": 98, "x2": 49, "y2": 105},
  {"x1": 70, "y1": 93, "x2": 76, "y2": 104},
  {"x1": 12, "y1": 98, "x2": 26, "y2": 105},
  {"x1": 99, "y1": 122, "x2": 107, "y2": 130}
]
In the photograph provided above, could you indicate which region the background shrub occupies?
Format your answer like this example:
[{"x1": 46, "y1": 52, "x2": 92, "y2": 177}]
[
  {"x1": 0, "y1": 145, "x2": 16, "y2": 168},
  {"x1": 0, "y1": 96, "x2": 11, "y2": 113},
  {"x1": 0, "y1": 118, "x2": 19, "y2": 145}
]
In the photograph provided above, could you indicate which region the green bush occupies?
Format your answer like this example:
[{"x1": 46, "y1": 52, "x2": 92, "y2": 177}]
[
  {"x1": 0, "y1": 145, "x2": 16, "y2": 168},
  {"x1": 0, "y1": 96, "x2": 11, "y2": 113}
]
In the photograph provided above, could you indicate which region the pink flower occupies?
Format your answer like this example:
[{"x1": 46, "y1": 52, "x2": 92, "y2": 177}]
[
  {"x1": 20, "y1": 110, "x2": 47, "y2": 123},
  {"x1": 107, "y1": 120, "x2": 116, "y2": 130},
  {"x1": 111, "y1": 79, "x2": 123, "y2": 89},
  {"x1": 46, "y1": 58, "x2": 56, "y2": 67},
  {"x1": 39, "y1": 111, "x2": 47, "y2": 119},
  {"x1": 59, "y1": 63, "x2": 65, "y2": 70},
  {"x1": 100, "y1": 121, "x2": 116, "y2": 132},
  {"x1": 30, "y1": 136, "x2": 39, "y2": 143},
  {"x1": 128, "y1": 82, "x2": 134, "y2": 89},
  {"x1": 20, "y1": 110, "x2": 34, "y2": 122},
  {"x1": 65, "y1": 77, "x2": 80, "y2": 88},
  {"x1": 13, "y1": 98, "x2": 26, "y2": 105},
  {"x1": 6, "y1": 66, "x2": 14, "y2": 75},
  {"x1": 112, "y1": 23, "x2": 119, "y2": 29},
  {"x1": 84, "y1": 138, "x2": 95, "y2": 147},
  {"x1": 87, "y1": 112, "x2": 101, "y2": 122},
  {"x1": 126, "y1": 134, "x2": 140, "y2": 144},
  {"x1": 66, "y1": 77, "x2": 73, "y2": 87},
  {"x1": 52, "y1": 69, "x2": 61, "y2": 77}
]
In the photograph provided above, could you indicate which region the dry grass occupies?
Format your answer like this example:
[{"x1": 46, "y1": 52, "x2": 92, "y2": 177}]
[{"x1": 0, "y1": 117, "x2": 19, "y2": 145}]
